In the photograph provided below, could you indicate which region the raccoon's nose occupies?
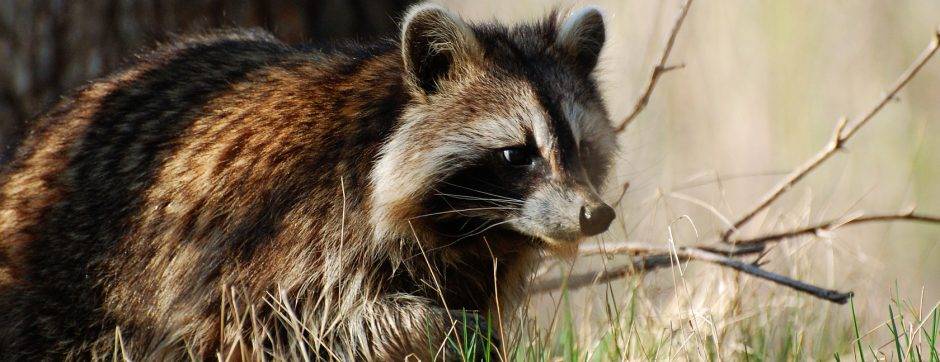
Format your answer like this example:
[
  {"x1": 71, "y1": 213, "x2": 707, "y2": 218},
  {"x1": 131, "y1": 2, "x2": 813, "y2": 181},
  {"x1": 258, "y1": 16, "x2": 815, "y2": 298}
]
[{"x1": 579, "y1": 203, "x2": 615, "y2": 236}]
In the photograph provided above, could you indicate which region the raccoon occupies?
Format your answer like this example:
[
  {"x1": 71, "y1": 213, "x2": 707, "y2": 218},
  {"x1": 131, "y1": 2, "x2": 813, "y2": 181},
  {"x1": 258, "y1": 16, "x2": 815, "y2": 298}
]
[{"x1": 0, "y1": 4, "x2": 616, "y2": 360}]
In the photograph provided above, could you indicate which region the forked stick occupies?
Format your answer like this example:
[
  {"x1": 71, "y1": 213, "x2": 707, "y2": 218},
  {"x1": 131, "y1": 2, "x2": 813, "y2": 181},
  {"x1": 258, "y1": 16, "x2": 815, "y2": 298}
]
[
  {"x1": 722, "y1": 28, "x2": 940, "y2": 241},
  {"x1": 530, "y1": 243, "x2": 853, "y2": 303},
  {"x1": 613, "y1": 0, "x2": 694, "y2": 133},
  {"x1": 531, "y1": 211, "x2": 940, "y2": 304}
]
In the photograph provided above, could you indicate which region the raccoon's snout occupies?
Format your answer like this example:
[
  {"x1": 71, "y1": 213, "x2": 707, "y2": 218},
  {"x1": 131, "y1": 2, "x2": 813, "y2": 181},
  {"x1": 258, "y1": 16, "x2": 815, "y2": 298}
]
[
  {"x1": 516, "y1": 182, "x2": 616, "y2": 243},
  {"x1": 579, "y1": 203, "x2": 615, "y2": 236}
]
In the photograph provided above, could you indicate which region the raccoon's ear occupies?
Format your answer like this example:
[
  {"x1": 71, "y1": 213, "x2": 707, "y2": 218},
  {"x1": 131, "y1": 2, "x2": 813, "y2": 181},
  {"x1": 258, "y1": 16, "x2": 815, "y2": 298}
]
[
  {"x1": 556, "y1": 7, "x2": 606, "y2": 74},
  {"x1": 401, "y1": 4, "x2": 480, "y2": 95}
]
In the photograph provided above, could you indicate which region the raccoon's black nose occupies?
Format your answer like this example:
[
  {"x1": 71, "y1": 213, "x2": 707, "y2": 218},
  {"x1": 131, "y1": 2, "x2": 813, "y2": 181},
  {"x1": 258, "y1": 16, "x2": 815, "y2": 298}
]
[{"x1": 579, "y1": 203, "x2": 615, "y2": 236}]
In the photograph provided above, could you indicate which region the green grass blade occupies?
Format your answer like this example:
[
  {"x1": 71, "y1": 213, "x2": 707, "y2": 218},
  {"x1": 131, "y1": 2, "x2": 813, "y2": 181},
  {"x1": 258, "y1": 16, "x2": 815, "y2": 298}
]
[
  {"x1": 851, "y1": 298, "x2": 866, "y2": 362},
  {"x1": 889, "y1": 304, "x2": 904, "y2": 362}
]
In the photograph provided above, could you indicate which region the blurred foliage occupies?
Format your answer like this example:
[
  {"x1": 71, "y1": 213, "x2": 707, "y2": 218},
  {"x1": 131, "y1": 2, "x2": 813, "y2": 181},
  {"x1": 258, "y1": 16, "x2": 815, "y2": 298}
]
[{"x1": 0, "y1": 0, "x2": 414, "y2": 162}]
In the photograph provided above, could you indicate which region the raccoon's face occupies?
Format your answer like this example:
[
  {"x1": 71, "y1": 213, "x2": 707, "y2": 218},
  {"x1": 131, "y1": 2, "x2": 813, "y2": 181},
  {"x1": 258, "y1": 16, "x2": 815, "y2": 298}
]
[{"x1": 372, "y1": 5, "x2": 617, "y2": 252}]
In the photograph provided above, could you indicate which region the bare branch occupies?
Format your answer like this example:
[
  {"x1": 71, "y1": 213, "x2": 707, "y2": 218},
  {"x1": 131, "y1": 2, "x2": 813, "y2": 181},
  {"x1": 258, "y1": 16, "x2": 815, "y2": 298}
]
[
  {"x1": 531, "y1": 211, "x2": 940, "y2": 302},
  {"x1": 576, "y1": 241, "x2": 670, "y2": 257},
  {"x1": 733, "y1": 211, "x2": 940, "y2": 247},
  {"x1": 840, "y1": 28, "x2": 940, "y2": 141},
  {"x1": 613, "y1": 0, "x2": 694, "y2": 133},
  {"x1": 680, "y1": 247, "x2": 854, "y2": 304},
  {"x1": 722, "y1": 29, "x2": 940, "y2": 241},
  {"x1": 529, "y1": 252, "x2": 675, "y2": 294},
  {"x1": 530, "y1": 244, "x2": 853, "y2": 303},
  {"x1": 575, "y1": 210, "x2": 940, "y2": 260}
]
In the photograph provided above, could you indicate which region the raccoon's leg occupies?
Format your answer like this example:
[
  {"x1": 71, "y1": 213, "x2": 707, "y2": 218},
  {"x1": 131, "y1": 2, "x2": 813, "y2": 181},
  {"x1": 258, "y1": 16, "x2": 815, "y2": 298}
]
[{"x1": 347, "y1": 295, "x2": 498, "y2": 361}]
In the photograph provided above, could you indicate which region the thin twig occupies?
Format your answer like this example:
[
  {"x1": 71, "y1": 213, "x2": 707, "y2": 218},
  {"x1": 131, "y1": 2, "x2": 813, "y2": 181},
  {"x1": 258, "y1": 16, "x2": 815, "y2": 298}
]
[
  {"x1": 680, "y1": 247, "x2": 853, "y2": 304},
  {"x1": 613, "y1": 0, "x2": 694, "y2": 133},
  {"x1": 531, "y1": 244, "x2": 852, "y2": 303},
  {"x1": 733, "y1": 211, "x2": 940, "y2": 246},
  {"x1": 573, "y1": 210, "x2": 940, "y2": 260},
  {"x1": 529, "y1": 252, "x2": 675, "y2": 293},
  {"x1": 722, "y1": 29, "x2": 940, "y2": 241},
  {"x1": 576, "y1": 241, "x2": 671, "y2": 257},
  {"x1": 532, "y1": 211, "x2": 940, "y2": 302}
]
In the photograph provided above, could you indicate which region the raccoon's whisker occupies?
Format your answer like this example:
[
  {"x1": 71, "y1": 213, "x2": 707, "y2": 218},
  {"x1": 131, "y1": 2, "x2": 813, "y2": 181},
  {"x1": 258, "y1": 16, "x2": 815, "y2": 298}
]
[
  {"x1": 437, "y1": 182, "x2": 524, "y2": 204},
  {"x1": 453, "y1": 217, "x2": 503, "y2": 237},
  {"x1": 433, "y1": 192, "x2": 525, "y2": 206},
  {"x1": 450, "y1": 178, "x2": 520, "y2": 199},
  {"x1": 429, "y1": 198, "x2": 516, "y2": 230},
  {"x1": 405, "y1": 217, "x2": 519, "y2": 258},
  {"x1": 434, "y1": 218, "x2": 520, "y2": 250},
  {"x1": 433, "y1": 191, "x2": 521, "y2": 202},
  {"x1": 431, "y1": 186, "x2": 524, "y2": 208},
  {"x1": 409, "y1": 207, "x2": 521, "y2": 219},
  {"x1": 459, "y1": 216, "x2": 475, "y2": 230},
  {"x1": 436, "y1": 196, "x2": 522, "y2": 210}
]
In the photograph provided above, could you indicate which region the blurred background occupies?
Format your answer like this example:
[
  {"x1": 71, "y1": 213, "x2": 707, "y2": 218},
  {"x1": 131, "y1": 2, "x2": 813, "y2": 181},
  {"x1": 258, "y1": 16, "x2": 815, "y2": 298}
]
[
  {"x1": 2, "y1": 0, "x2": 939, "y2": 359},
  {"x1": 469, "y1": 1, "x2": 939, "y2": 358},
  {"x1": 0, "y1": 0, "x2": 414, "y2": 161}
]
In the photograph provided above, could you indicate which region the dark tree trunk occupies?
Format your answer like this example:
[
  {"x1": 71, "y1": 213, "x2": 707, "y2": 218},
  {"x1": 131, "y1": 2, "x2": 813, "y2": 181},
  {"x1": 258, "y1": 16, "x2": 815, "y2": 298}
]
[{"x1": 0, "y1": 0, "x2": 415, "y2": 162}]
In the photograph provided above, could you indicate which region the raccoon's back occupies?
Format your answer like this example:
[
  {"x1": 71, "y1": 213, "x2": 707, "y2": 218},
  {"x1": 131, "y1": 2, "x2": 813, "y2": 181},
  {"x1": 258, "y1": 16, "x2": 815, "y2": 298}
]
[{"x1": 0, "y1": 29, "x2": 405, "y2": 354}]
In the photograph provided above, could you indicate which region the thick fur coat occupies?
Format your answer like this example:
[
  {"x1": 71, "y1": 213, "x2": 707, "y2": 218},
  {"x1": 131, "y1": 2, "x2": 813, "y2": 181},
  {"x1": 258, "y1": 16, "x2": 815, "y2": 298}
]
[{"x1": 0, "y1": 5, "x2": 616, "y2": 360}]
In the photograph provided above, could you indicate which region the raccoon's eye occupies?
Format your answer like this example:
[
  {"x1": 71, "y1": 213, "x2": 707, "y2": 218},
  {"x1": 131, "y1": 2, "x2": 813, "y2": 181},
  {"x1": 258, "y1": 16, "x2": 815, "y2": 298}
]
[{"x1": 499, "y1": 147, "x2": 533, "y2": 167}]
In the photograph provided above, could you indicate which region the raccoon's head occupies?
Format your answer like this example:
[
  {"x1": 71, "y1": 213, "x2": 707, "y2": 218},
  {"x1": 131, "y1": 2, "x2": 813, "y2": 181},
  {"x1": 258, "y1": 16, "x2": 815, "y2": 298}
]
[{"x1": 372, "y1": 4, "x2": 617, "y2": 253}]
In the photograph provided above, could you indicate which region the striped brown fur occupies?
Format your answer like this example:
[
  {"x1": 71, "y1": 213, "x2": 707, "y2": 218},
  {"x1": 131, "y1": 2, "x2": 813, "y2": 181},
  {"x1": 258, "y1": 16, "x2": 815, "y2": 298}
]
[{"x1": 0, "y1": 5, "x2": 616, "y2": 360}]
